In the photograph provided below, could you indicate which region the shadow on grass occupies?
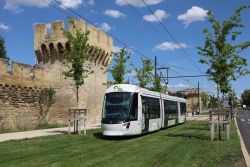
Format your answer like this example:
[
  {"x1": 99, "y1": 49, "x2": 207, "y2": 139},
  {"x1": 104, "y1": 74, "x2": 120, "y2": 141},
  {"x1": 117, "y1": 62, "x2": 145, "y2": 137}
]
[
  {"x1": 93, "y1": 130, "x2": 160, "y2": 140},
  {"x1": 166, "y1": 132, "x2": 209, "y2": 140},
  {"x1": 184, "y1": 126, "x2": 210, "y2": 131}
]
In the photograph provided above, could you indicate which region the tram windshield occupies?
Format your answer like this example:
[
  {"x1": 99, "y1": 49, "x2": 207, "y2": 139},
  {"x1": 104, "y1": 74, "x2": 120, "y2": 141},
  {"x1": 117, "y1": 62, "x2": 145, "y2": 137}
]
[{"x1": 102, "y1": 92, "x2": 138, "y2": 122}]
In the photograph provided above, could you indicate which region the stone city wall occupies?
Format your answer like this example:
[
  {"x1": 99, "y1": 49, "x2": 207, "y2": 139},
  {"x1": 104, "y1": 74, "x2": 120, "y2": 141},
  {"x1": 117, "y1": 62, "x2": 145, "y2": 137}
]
[{"x1": 0, "y1": 18, "x2": 113, "y2": 130}]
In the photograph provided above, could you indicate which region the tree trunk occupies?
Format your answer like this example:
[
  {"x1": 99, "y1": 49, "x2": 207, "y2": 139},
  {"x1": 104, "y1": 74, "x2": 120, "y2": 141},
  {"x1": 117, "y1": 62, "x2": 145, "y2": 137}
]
[
  {"x1": 76, "y1": 85, "x2": 79, "y2": 133},
  {"x1": 217, "y1": 84, "x2": 221, "y2": 140}
]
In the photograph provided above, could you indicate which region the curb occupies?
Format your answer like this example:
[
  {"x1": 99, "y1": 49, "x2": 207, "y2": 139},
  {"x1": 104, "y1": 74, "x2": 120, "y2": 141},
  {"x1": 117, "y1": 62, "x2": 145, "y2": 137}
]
[{"x1": 235, "y1": 117, "x2": 250, "y2": 167}]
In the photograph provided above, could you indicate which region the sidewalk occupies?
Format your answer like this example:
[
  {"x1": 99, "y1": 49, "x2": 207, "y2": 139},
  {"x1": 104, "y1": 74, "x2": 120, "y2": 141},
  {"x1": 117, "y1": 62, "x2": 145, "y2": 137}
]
[
  {"x1": 186, "y1": 115, "x2": 209, "y2": 121},
  {"x1": 0, "y1": 124, "x2": 101, "y2": 143}
]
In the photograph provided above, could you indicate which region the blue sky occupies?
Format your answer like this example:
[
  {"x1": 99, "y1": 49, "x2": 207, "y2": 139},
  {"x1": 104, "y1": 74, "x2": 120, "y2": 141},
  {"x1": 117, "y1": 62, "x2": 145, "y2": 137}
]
[{"x1": 0, "y1": 0, "x2": 249, "y2": 97}]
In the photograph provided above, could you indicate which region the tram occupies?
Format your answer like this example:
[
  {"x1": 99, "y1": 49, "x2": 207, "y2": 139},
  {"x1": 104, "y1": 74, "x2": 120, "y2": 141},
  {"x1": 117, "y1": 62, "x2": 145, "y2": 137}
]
[{"x1": 101, "y1": 84, "x2": 186, "y2": 136}]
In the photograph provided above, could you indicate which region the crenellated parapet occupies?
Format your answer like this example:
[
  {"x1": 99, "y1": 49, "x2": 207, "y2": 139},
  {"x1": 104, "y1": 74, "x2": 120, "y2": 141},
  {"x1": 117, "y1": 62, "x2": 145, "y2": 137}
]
[
  {"x1": 34, "y1": 19, "x2": 113, "y2": 67},
  {"x1": 0, "y1": 59, "x2": 48, "y2": 87}
]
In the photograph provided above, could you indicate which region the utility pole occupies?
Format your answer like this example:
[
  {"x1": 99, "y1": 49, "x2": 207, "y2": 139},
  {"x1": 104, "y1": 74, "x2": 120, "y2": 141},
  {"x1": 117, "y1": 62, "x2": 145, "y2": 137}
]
[
  {"x1": 154, "y1": 56, "x2": 157, "y2": 91},
  {"x1": 166, "y1": 67, "x2": 169, "y2": 85},
  {"x1": 198, "y1": 82, "x2": 200, "y2": 114}
]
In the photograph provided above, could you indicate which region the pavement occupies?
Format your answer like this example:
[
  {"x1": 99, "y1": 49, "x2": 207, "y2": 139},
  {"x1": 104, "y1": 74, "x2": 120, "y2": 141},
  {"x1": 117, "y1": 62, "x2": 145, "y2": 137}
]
[
  {"x1": 186, "y1": 114, "x2": 209, "y2": 121},
  {"x1": 0, "y1": 124, "x2": 101, "y2": 143},
  {"x1": 236, "y1": 109, "x2": 250, "y2": 166}
]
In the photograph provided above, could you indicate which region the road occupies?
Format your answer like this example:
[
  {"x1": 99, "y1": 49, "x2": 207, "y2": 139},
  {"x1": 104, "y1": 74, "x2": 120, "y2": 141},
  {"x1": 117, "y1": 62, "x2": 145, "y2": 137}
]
[{"x1": 236, "y1": 109, "x2": 250, "y2": 155}]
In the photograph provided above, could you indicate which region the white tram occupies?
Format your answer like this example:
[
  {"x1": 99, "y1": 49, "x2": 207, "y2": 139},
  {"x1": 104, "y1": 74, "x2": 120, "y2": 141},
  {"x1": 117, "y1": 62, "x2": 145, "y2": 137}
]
[{"x1": 101, "y1": 84, "x2": 186, "y2": 136}]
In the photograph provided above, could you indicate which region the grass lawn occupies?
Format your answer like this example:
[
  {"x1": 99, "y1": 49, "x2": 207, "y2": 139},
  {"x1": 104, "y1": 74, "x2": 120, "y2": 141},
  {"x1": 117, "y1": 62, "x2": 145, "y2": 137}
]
[{"x1": 0, "y1": 121, "x2": 245, "y2": 167}]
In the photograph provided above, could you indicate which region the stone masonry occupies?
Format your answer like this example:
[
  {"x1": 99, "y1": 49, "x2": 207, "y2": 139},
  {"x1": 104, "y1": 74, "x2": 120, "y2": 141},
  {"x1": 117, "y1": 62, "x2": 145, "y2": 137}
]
[{"x1": 0, "y1": 19, "x2": 113, "y2": 130}]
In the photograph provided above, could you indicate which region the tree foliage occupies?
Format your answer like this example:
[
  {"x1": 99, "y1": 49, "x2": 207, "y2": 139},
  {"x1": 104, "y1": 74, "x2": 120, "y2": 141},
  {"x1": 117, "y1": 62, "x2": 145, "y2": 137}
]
[
  {"x1": 241, "y1": 89, "x2": 250, "y2": 106},
  {"x1": 110, "y1": 48, "x2": 130, "y2": 84},
  {"x1": 63, "y1": 17, "x2": 92, "y2": 105},
  {"x1": 208, "y1": 95, "x2": 218, "y2": 109},
  {"x1": 38, "y1": 87, "x2": 56, "y2": 126},
  {"x1": 201, "y1": 92, "x2": 209, "y2": 110},
  {"x1": 0, "y1": 34, "x2": 7, "y2": 59},
  {"x1": 131, "y1": 57, "x2": 154, "y2": 88},
  {"x1": 169, "y1": 92, "x2": 187, "y2": 98},
  {"x1": 198, "y1": 6, "x2": 250, "y2": 94},
  {"x1": 228, "y1": 89, "x2": 238, "y2": 108},
  {"x1": 151, "y1": 75, "x2": 162, "y2": 92}
]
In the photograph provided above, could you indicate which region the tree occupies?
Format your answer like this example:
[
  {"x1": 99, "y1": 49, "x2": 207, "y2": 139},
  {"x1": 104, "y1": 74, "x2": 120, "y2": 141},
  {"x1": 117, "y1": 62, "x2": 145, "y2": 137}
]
[
  {"x1": 198, "y1": 6, "x2": 250, "y2": 97},
  {"x1": 241, "y1": 89, "x2": 250, "y2": 106},
  {"x1": 151, "y1": 75, "x2": 162, "y2": 92},
  {"x1": 38, "y1": 87, "x2": 56, "y2": 126},
  {"x1": 63, "y1": 17, "x2": 92, "y2": 108},
  {"x1": 110, "y1": 48, "x2": 130, "y2": 84},
  {"x1": 131, "y1": 57, "x2": 154, "y2": 88},
  {"x1": 198, "y1": 6, "x2": 250, "y2": 140},
  {"x1": 208, "y1": 95, "x2": 218, "y2": 109},
  {"x1": 201, "y1": 92, "x2": 209, "y2": 111},
  {"x1": 0, "y1": 34, "x2": 7, "y2": 59},
  {"x1": 228, "y1": 89, "x2": 237, "y2": 108},
  {"x1": 169, "y1": 91, "x2": 187, "y2": 98}
]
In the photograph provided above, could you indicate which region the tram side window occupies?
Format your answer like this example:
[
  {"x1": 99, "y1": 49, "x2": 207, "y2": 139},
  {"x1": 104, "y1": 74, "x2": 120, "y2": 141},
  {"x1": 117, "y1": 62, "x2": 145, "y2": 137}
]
[
  {"x1": 180, "y1": 102, "x2": 186, "y2": 114},
  {"x1": 129, "y1": 93, "x2": 138, "y2": 120},
  {"x1": 150, "y1": 98, "x2": 160, "y2": 119},
  {"x1": 141, "y1": 96, "x2": 160, "y2": 119},
  {"x1": 164, "y1": 100, "x2": 178, "y2": 119}
]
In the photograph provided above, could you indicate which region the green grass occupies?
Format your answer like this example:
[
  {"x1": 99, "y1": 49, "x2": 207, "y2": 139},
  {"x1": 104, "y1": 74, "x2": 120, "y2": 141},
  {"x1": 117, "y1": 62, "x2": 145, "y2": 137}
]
[{"x1": 0, "y1": 121, "x2": 244, "y2": 167}]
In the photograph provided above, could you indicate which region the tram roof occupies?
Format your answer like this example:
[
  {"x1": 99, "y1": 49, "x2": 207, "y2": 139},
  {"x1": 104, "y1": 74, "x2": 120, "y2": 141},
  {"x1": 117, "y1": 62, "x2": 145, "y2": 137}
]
[{"x1": 106, "y1": 84, "x2": 186, "y2": 102}]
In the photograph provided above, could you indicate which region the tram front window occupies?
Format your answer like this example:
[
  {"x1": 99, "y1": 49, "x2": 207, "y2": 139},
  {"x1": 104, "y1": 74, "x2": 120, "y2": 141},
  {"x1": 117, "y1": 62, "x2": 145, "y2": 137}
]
[{"x1": 102, "y1": 92, "x2": 138, "y2": 123}]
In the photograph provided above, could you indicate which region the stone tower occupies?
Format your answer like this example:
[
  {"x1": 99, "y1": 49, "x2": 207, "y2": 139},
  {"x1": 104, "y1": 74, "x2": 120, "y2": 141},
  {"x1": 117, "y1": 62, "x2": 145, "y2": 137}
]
[
  {"x1": 33, "y1": 19, "x2": 113, "y2": 125},
  {"x1": 34, "y1": 19, "x2": 113, "y2": 66}
]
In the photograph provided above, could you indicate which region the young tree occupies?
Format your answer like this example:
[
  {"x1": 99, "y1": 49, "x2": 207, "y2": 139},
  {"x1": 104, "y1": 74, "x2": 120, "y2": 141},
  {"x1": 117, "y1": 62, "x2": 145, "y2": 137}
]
[
  {"x1": 208, "y1": 95, "x2": 218, "y2": 109},
  {"x1": 63, "y1": 17, "x2": 92, "y2": 108},
  {"x1": 198, "y1": 6, "x2": 250, "y2": 97},
  {"x1": 201, "y1": 92, "x2": 209, "y2": 111},
  {"x1": 198, "y1": 6, "x2": 250, "y2": 140},
  {"x1": 38, "y1": 87, "x2": 56, "y2": 126},
  {"x1": 131, "y1": 57, "x2": 154, "y2": 88},
  {"x1": 0, "y1": 34, "x2": 7, "y2": 59},
  {"x1": 151, "y1": 75, "x2": 162, "y2": 92},
  {"x1": 241, "y1": 89, "x2": 250, "y2": 106},
  {"x1": 110, "y1": 48, "x2": 130, "y2": 84}
]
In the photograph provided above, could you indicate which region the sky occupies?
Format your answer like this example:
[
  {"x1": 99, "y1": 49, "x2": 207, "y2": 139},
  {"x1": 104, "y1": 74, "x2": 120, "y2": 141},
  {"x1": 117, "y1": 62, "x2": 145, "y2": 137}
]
[{"x1": 0, "y1": 0, "x2": 250, "y2": 98}]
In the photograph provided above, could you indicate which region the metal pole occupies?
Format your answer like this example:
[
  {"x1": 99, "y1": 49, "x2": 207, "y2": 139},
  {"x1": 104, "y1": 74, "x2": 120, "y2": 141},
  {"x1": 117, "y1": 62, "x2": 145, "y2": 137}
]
[
  {"x1": 198, "y1": 82, "x2": 200, "y2": 114},
  {"x1": 166, "y1": 67, "x2": 169, "y2": 85},
  {"x1": 154, "y1": 56, "x2": 157, "y2": 91}
]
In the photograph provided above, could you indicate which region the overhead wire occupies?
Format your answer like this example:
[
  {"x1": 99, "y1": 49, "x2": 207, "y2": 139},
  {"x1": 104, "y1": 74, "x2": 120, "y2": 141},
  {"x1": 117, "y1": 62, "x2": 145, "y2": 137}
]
[
  {"x1": 48, "y1": 0, "x2": 214, "y2": 90},
  {"x1": 125, "y1": 0, "x2": 202, "y2": 74},
  {"x1": 141, "y1": 0, "x2": 205, "y2": 74}
]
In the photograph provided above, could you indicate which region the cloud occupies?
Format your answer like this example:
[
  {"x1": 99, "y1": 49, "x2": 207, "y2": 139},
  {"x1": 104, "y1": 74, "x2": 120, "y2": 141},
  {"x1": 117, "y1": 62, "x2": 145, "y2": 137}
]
[
  {"x1": 113, "y1": 46, "x2": 122, "y2": 53},
  {"x1": 100, "y1": 22, "x2": 111, "y2": 32},
  {"x1": 115, "y1": 0, "x2": 163, "y2": 7},
  {"x1": 104, "y1": 9, "x2": 126, "y2": 18},
  {"x1": 0, "y1": 23, "x2": 10, "y2": 31},
  {"x1": 143, "y1": 9, "x2": 169, "y2": 22},
  {"x1": 168, "y1": 83, "x2": 191, "y2": 89},
  {"x1": 177, "y1": 6, "x2": 208, "y2": 27},
  {"x1": 154, "y1": 41, "x2": 187, "y2": 51},
  {"x1": 4, "y1": 0, "x2": 52, "y2": 12},
  {"x1": 4, "y1": 0, "x2": 93, "y2": 12},
  {"x1": 58, "y1": 0, "x2": 83, "y2": 9}
]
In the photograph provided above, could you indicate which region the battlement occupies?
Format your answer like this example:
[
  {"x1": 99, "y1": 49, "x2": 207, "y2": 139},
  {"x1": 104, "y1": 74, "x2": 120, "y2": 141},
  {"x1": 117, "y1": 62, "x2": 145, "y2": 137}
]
[
  {"x1": 34, "y1": 19, "x2": 113, "y2": 67},
  {"x1": 0, "y1": 59, "x2": 47, "y2": 86}
]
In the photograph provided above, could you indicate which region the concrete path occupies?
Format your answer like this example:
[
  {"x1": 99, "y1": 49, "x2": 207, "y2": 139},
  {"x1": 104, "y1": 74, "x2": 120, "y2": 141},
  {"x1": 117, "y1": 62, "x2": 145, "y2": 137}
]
[
  {"x1": 186, "y1": 115, "x2": 209, "y2": 121},
  {"x1": 0, "y1": 124, "x2": 100, "y2": 143}
]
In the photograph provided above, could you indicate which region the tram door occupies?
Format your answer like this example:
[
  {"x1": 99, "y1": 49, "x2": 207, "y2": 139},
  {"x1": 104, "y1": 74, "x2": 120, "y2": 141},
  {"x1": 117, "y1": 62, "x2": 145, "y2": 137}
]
[{"x1": 141, "y1": 96, "x2": 149, "y2": 133}]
